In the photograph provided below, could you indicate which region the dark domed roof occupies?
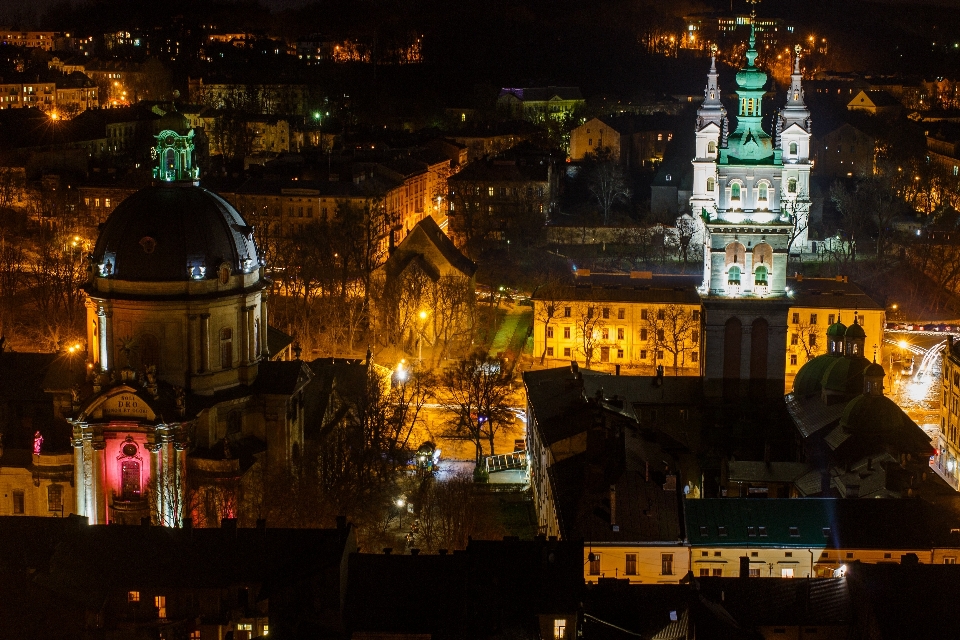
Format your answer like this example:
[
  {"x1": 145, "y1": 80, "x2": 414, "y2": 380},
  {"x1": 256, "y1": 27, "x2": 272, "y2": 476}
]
[
  {"x1": 793, "y1": 353, "x2": 838, "y2": 396},
  {"x1": 92, "y1": 184, "x2": 259, "y2": 282},
  {"x1": 822, "y1": 355, "x2": 871, "y2": 395},
  {"x1": 826, "y1": 320, "x2": 847, "y2": 338},
  {"x1": 865, "y1": 361, "x2": 886, "y2": 378},
  {"x1": 845, "y1": 321, "x2": 866, "y2": 339},
  {"x1": 840, "y1": 394, "x2": 906, "y2": 434}
]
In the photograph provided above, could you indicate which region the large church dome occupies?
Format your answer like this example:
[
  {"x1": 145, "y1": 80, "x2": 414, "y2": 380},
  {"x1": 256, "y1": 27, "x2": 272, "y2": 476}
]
[{"x1": 91, "y1": 184, "x2": 259, "y2": 282}]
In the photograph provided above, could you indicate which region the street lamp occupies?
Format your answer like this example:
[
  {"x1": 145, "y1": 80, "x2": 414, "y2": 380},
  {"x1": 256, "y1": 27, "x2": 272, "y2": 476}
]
[
  {"x1": 396, "y1": 498, "x2": 406, "y2": 528},
  {"x1": 418, "y1": 310, "x2": 429, "y2": 362}
]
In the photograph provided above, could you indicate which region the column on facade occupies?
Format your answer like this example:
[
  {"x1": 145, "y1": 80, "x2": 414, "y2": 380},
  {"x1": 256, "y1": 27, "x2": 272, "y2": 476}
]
[
  {"x1": 239, "y1": 302, "x2": 249, "y2": 366},
  {"x1": 247, "y1": 306, "x2": 257, "y2": 362},
  {"x1": 103, "y1": 309, "x2": 114, "y2": 373},
  {"x1": 199, "y1": 314, "x2": 210, "y2": 372},
  {"x1": 174, "y1": 438, "x2": 187, "y2": 526},
  {"x1": 148, "y1": 442, "x2": 162, "y2": 525},
  {"x1": 260, "y1": 293, "x2": 270, "y2": 358},
  {"x1": 73, "y1": 428, "x2": 88, "y2": 519},
  {"x1": 92, "y1": 437, "x2": 107, "y2": 525},
  {"x1": 97, "y1": 307, "x2": 108, "y2": 371}
]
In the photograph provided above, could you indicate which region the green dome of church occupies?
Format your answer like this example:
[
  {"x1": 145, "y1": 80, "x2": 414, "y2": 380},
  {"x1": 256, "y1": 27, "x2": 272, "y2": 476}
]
[
  {"x1": 826, "y1": 320, "x2": 847, "y2": 338},
  {"x1": 822, "y1": 355, "x2": 871, "y2": 395},
  {"x1": 792, "y1": 353, "x2": 840, "y2": 397},
  {"x1": 735, "y1": 61, "x2": 767, "y2": 90},
  {"x1": 845, "y1": 322, "x2": 866, "y2": 339},
  {"x1": 839, "y1": 394, "x2": 906, "y2": 434},
  {"x1": 865, "y1": 361, "x2": 886, "y2": 379}
]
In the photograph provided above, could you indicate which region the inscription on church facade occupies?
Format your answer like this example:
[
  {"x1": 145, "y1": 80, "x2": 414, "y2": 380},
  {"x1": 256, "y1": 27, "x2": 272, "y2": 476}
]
[{"x1": 102, "y1": 394, "x2": 155, "y2": 419}]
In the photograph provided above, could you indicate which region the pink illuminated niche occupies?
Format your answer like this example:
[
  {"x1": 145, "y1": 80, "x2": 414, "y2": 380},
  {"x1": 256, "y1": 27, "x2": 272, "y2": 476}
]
[{"x1": 33, "y1": 431, "x2": 43, "y2": 455}]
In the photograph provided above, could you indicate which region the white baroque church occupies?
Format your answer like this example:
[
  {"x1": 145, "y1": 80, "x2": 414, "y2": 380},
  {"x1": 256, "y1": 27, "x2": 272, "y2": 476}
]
[{"x1": 690, "y1": 30, "x2": 812, "y2": 399}]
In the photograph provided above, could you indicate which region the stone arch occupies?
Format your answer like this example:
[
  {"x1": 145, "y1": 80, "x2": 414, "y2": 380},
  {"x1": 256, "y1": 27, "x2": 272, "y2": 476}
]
[
  {"x1": 750, "y1": 318, "x2": 769, "y2": 388},
  {"x1": 723, "y1": 317, "x2": 742, "y2": 399},
  {"x1": 752, "y1": 242, "x2": 773, "y2": 269},
  {"x1": 725, "y1": 242, "x2": 746, "y2": 266}
]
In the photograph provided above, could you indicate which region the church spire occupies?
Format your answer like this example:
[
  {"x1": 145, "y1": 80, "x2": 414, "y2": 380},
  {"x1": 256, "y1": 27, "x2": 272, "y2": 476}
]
[
  {"x1": 781, "y1": 45, "x2": 811, "y2": 133},
  {"x1": 697, "y1": 44, "x2": 727, "y2": 133}
]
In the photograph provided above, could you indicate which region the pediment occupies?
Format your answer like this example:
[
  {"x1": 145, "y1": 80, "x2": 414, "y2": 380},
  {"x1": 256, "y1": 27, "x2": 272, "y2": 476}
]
[{"x1": 77, "y1": 385, "x2": 158, "y2": 422}]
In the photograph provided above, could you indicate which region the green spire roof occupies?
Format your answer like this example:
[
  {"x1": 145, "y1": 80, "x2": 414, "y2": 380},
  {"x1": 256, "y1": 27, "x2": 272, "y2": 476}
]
[{"x1": 735, "y1": 25, "x2": 767, "y2": 90}]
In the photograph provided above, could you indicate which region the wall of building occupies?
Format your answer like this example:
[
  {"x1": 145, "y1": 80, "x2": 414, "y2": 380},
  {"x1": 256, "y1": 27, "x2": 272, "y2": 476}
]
[{"x1": 584, "y1": 545, "x2": 690, "y2": 584}]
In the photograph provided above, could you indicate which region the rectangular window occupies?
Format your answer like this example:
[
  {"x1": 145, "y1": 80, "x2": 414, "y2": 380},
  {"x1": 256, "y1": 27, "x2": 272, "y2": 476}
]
[
  {"x1": 657, "y1": 350, "x2": 664, "y2": 360},
  {"x1": 307, "y1": 207, "x2": 313, "y2": 218},
  {"x1": 789, "y1": 527, "x2": 800, "y2": 537},
  {"x1": 641, "y1": 309, "x2": 648, "y2": 320},
  {"x1": 155, "y1": 595, "x2": 166, "y2": 619},
  {"x1": 617, "y1": 328, "x2": 624, "y2": 340},
  {"x1": 792, "y1": 312, "x2": 800, "y2": 324},
  {"x1": 718, "y1": 526, "x2": 727, "y2": 537},
  {"x1": 564, "y1": 307, "x2": 571, "y2": 318},
  {"x1": 602, "y1": 328, "x2": 609, "y2": 340},
  {"x1": 699, "y1": 568, "x2": 710, "y2": 577},
  {"x1": 128, "y1": 591, "x2": 140, "y2": 603},
  {"x1": 554, "y1": 619, "x2": 567, "y2": 639},
  {"x1": 563, "y1": 347, "x2": 571, "y2": 357},
  {"x1": 589, "y1": 554, "x2": 601, "y2": 575},
  {"x1": 693, "y1": 310, "x2": 700, "y2": 321},
  {"x1": 640, "y1": 350, "x2": 647, "y2": 359},
  {"x1": 12, "y1": 490, "x2": 24, "y2": 514},
  {"x1": 828, "y1": 314, "x2": 835, "y2": 325},
  {"x1": 625, "y1": 554, "x2": 637, "y2": 575},
  {"x1": 809, "y1": 334, "x2": 817, "y2": 347},
  {"x1": 661, "y1": 553, "x2": 674, "y2": 575},
  {"x1": 945, "y1": 557, "x2": 957, "y2": 564},
  {"x1": 759, "y1": 527, "x2": 768, "y2": 537},
  {"x1": 810, "y1": 313, "x2": 818, "y2": 325},
  {"x1": 791, "y1": 334, "x2": 799, "y2": 346},
  {"x1": 790, "y1": 354, "x2": 798, "y2": 365},
  {"x1": 618, "y1": 308, "x2": 625, "y2": 320},
  {"x1": 47, "y1": 485, "x2": 63, "y2": 512},
  {"x1": 547, "y1": 326, "x2": 554, "y2": 338},
  {"x1": 547, "y1": 347, "x2": 554, "y2": 356},
  {"x1": 488, "y1": 187, "x2": 494, "y2": 196},
  {"x1": 563, "y1": 327, "x2": 571, "y2": 339},
  {"x1": 781, "y1": 568, "x2": 794, "y2": 578},
  {"x1": 617, "y1": 349, "x2": 624, "y2": 358},
  {"x1": 657, "y1": 309, "x2": 665, "y2": 320},
  {"x1": 640, "y1": 328, "x2": 648, "y2": 341},
  {"x1": 749, "y1": 568, "x2": 760, "y2": 577},
  {"x1": 747, "y1": 526, "x2": 756, "y2": 537},
  {"x1": 105, "y1": 198, "x2": 111, "y2": 208},
  {"x1": 587, "y1": 307, "x2": 594, "y2": 319},
  {"x1": 657, "y1": 329, "x2": 665, "y2": 341},
  {"x1": 602, "y1": 307, "x2": 610, "y2": 319},
  {"x1": 691, "y1": 352, "x2": 698, "y2": 363},
  {"x1": 713, "y1": 568, "x2": 723, "y2": 577}
]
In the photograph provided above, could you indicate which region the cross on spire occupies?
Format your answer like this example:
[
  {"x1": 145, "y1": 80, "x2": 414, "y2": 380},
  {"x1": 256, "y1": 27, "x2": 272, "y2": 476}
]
[{"x1": 747, "y1": 0, "x2": 761, "y2": 19}]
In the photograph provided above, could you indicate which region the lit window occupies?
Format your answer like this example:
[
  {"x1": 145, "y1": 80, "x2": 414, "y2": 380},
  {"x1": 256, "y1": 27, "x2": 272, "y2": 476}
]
[
  {"x1": 554, "y1": 619, "x2": 567, "y2": 639},
  {"x1": 661, "y1": 553, "x2": 674, "y2": 575},
  {"x1": 155, "y1": 595, "x2": 166, "y2": 619},
  {"x1": 589, "y1": 553, "x2": 600, "y2": 575},
  {"x1": 707, "y1": 177, "x2": 715, "y2": 191},
  {"x1": 128, "y1": 590, "x2": 140, "y2": 602},
  {"x1": 47, "y1": 485, "x2": 63, "y2": 512},
  {"x1": 625, "y1": 554, "x2": 637, "y2": 575},
  {"x1": 781, "y1": 568, "x2": 794, "y2": 578}
]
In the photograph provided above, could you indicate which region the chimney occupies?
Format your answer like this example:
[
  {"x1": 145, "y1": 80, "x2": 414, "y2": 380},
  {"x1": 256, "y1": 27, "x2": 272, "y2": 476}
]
[{"x1": 739, "y1": 556, "x2": 750, "y2": 578}]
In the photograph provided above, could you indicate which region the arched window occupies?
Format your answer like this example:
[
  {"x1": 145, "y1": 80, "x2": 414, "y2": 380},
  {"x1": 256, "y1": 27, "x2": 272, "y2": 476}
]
[
  {"x1": 731, "y1": 183, "x2": 741, "y2": 200},
  {"x1": 728, "y1": 265, "x2": 741, "y2": 285},
  {"x1": 220, "y1": 328, "x2": 233, "y2": 369},
  {"x1": 757, "y1": 182, "x2": 769, "y2": 203},
  {"x1": 138, "y1": 333, "x2": 160, "y2": 370},
  {"x1": 789, "y1": 142, "x2": 798, "y2": 155},
  {"x1": 755, "y1": 265, "x2": 768, "y2": 286},
  {"x1": 707, "y1": 141, "x2": 716, "y2": 154},
  {"x1": 707, "y1": 177, "x2": 715, "y2": 192},
  {"x1": 788, "y1": 178, "x2": 798, "y2": 193}
]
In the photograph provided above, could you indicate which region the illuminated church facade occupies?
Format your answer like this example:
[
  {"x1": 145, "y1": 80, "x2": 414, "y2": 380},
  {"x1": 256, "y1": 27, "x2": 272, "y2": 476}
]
[
  {"x1": 691, "y1": 31, "x2": 812, "y2": 399},
  {"x1": 69, "y1": 129, "x2": 307, "y2": 526}
]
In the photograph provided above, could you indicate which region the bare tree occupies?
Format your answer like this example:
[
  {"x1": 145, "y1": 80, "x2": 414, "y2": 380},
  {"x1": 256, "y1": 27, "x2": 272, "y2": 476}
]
[
  {"x1": 573, "y1": 300, "x2": 605, "y2": 369},
  {"x1": 587, "y1": 149, "x2": 631, "y2": 225},
  {"x1": 438, "y1": 351, "x2": 513, "y2": 465},
  {"x1": 791, "y1": 317, "x2": 825, "y2": 363},
  {"x1": 533, "y1": 281, "x2": 565, "y2": 364},
  {"x1": 644, "y1": 305, "x2": 695, "y2": 375},
  {"x1": 414, "y1": 473, "x2": 506, "y2": 553}
]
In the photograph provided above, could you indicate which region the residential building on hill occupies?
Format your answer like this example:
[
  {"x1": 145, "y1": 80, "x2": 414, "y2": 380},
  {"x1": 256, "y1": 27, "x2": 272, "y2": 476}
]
[{"x1": 496, "y1": 86, "x2": 584, "y2": 121}]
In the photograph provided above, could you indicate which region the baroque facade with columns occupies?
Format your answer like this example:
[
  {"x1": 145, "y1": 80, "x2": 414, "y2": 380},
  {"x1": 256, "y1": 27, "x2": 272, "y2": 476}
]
[{"x1": 70, "y1": 129, "x2": 307, "y2": 526}]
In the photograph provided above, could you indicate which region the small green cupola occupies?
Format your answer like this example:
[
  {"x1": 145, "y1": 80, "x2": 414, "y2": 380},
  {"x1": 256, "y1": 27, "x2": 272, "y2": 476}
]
[
  {"x1": 864, "y1": 359, "x2": 885, "y2": 396},
  {"x1": 151, "y1": 129, "x2": 199, "y2": 183},
  {"x1": 826, "y1": 314, "x2": 847, "y2": 355},
  {"x1": 844, "y1": 317, "x2": 866, "y2": 357}
]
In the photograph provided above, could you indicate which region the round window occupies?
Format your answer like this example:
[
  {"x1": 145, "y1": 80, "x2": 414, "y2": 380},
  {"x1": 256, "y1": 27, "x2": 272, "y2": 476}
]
[{"x1": 121, "y1": 442, "x2": 138, "y2": 457}]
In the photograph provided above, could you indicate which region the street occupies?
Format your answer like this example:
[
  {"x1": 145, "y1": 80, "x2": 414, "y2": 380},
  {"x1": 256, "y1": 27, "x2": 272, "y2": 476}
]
[{"x1": 883, "y1": 330, "x2": 947, "y2": 438}]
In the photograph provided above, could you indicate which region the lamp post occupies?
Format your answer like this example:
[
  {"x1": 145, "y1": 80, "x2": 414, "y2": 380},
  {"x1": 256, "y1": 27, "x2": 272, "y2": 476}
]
[
  {"x1": 418, "y1": 310, "x2": 428, "y2": 363},
  {"x1": 396, "y1": 498, "x2": 406, "y2": 528}
]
